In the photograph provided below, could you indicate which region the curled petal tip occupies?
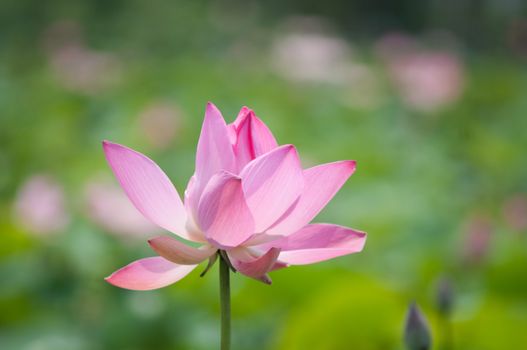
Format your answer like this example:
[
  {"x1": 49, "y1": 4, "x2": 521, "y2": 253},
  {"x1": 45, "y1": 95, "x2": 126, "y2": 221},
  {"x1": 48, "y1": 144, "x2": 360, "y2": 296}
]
[
  {"x1": 355, "y1": 231, "x2": 367, "y2": 252},
  {"x1": 337, "y1": 160, "x2": 357, "y2": 174},
  {"x1": 102, "y1": 140, "x2": 113, "y2": 150},
  {"x1": 261, "y1": 274, "x2": 273, "y2": 285},
  {"x1": 104, "y1": 273, "x2": 118, "y2": 286},
  {"x1": 102, "y1": 140, "x2": 120, "y2": 148},
  {"x1": 237, "y1": 106, "x2": 252, "y2": 116},
  {"x1": 206, "y1": 101, "x2": 219, "y2": 111},
  {"x1": 281, "y1": 144, "x2": 295, "y2": 151},
  {"x1": 283, "y1": 144, "x2": 301, "y2": 158}
]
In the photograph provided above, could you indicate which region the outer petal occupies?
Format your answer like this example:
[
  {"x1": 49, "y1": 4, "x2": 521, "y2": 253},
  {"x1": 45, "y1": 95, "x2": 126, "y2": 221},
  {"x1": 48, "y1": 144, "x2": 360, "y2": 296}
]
[
  {"x1": 266, "y1": 160, "x2": 356, "y2": 236},
  {"x1": 194, "y1": 103, "x2": 236, "y2": 207},
  {"x1": 258, "y1": 224, "x2": 366, "y2": 265},
  {"x1": 148, "y1": 236, "x2": 216, "y2": 265},
  {"x1": 234, "y1": 111, "x2": 278, "y2": 170},
  {"x1": 240, "y1": 145, "x2": 304, "y2": 232},
  {"x1": 197, "y1": 172, "x2": 255, "y2": 248},
  {"x1": 102, "y1": 141, "x2": 192, "y2": 240},
  {"x1": 105, "y1": 257, "x2": 196, "y2": 291},
  {"x1": 228, "y1": 247, "x2": 281, "y2": 284}
]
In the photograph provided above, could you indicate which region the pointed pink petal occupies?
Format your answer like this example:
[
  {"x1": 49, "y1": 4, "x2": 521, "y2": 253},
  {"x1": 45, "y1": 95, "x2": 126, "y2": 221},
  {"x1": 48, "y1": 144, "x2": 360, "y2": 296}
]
[
  {"x1": 105, "y1": 257, "x2": 196, "y2": 290},
  {"x1": 228, "y1": 247, "x2": 281, "y2": 284},
  {"x1": 197, "y1": 172, "x2": 255, "y2": 248},
  {"x1": 227, "y1": 107, "x2": 251, "y2": 145},
  {"x1": 232, "y1": 106, "x2": 251, "y2": 129},
  {"x1": 259, "y1": 224, "x2": 366, "y2": 265},
  {"x1": 234, "y1": 111, "x2": 279, "y2": 170},
  {"x1": 240, "y1": 145, "x2": 304, "y2": 232},
  {"x1": 267, "y1": 160, "x2": 356, "y2": 236},
  {"x1": 249, "y1": 114, "x2": 278, "y2": 156},
  {"x1": 148, "y1": 236, "x2": 216, "y2": 265},
  {"x1": 233, "y1": 112, "x2": 254, "y2": 170},
  {"x1": 194, "y1": 103, "x2": 236, "y2": 205},
  {"x1": 102, "y1": 141, "x2": 192, "y2": 240}
]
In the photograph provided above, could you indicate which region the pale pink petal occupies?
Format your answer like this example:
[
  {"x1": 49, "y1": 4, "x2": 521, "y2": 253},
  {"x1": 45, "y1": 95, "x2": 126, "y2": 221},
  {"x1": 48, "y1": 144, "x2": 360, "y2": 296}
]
[
  {"x1": 194, "y1": 102, "x2": 236, "y2": 205},
  {"x1": 105, "y1": 257, "x2": 196, "y2": 291},
  {"x1": 102, "y1": 141, "x2": 192, "y2": 240},
  {"x1": 197, "y1": 172, "x2": 255, "y2": 248},
  {"x1": 227, "y1": 124, "x2": 237, "y2": 145},
  {"x1": 228, "y1": 247, "x2": 281, "y2": 284},
  {"x1": 259, "y1": 224, "x2": 366, "y2": 265},
  {"x1": 267, "y1": 160, "x2": 356, "y2": 236},
  {"x1": 148, "y1": 236, "x2": 216, "y2": 265},
  {"x1": 184, "y1": 175, "x2": 197, "y2": 209},
  {"x1": 234, "y1": 111, "x2": 279, "y2": 170},
  {"x1": 240, "y1": 145, "x2": 304, "y2": 232},
  {"x1": 183, "y1": 175, "x2": 204, "y2": 238}
]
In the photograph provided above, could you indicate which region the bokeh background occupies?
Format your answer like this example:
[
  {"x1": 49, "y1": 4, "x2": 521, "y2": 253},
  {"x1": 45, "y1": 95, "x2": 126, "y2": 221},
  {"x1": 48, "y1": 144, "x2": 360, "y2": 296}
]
[{"x1": 1, "y1": 0, "x2": 527, "y2": 349}]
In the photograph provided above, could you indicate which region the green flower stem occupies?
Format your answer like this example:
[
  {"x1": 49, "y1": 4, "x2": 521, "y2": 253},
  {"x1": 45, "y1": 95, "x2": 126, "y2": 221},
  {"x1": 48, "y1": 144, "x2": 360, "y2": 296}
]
[{"x1": 219, "y1": 253, "x2": 231, "y2": 350}]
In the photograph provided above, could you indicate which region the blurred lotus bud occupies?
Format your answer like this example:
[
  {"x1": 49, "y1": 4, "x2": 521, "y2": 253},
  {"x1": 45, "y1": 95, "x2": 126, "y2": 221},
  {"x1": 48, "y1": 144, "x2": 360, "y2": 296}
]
[
  {"x1": 502, "y1": 194, "x2": 527, "y2": 231},
  {"x1": 84, "y1": 178, "x2": 161, "y2": 239},
  {"x1": 137, "y1": 102, "x2": 183, "y2": 150},
  {"x1": 436, "y1": 278, "x2": 454, "y2": 317},
  {"x1": 13, "y1": 175, "x2": 69, "y2": 235},
  {"x1": 404, "y1": 302, "x2": 432, "y2": 350},
  {"x1": 462, "y1": 214, "x2": 493, "y2": 265}
]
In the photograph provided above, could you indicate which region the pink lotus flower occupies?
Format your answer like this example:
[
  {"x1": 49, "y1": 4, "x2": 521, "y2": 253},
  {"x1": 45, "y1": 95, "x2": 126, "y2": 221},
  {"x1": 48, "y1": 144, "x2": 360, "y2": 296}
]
[{"x1": 104, "y1": 103, "x2": 366, "y2": 290}]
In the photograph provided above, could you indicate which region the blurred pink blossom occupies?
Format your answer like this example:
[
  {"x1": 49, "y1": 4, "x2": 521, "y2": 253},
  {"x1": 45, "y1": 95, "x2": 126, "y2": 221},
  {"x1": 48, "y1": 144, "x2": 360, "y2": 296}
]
[
  {"x1": 103, "y1": 103, "x2": 366, "y2": 290},
  {"x1": 462, "y1": 214, "x2": 493, "y2": 265},
  {"x1": 84, "y1": 178, "x2": 162, "y2": 239},
  {"x1": 271, "y1": 32, "x2": 354, "y2": 84},
  {"x1": 43, "y1": 21, "x2": 121, "y2": 94},
  {"x1": 13, "y1": 175, "x2": 69, "y2": 235},
  {"x1": 270, "y1": 19, "x2": 382, "y2": 108},
  {"x1": 377, "y1": 33, "x2": 465, "y2": 111},
  {"x1": 137, "y1": 102, "x2": 183, "y2": 150},
  {"x1": 502, "y1": 194, "x2": 527, "y2": 231}
]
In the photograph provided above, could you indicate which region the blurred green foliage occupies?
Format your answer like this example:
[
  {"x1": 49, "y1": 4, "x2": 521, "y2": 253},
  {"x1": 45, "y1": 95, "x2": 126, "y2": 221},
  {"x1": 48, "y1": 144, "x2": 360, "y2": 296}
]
[{"x1": 1, "y1": 1, "x2": 527, "y2": 349}]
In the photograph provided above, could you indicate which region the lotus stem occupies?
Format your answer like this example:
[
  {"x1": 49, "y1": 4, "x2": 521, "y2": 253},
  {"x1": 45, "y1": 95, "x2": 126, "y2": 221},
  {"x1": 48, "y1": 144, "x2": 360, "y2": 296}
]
[{"x1": 219, "y1": 252, "x2": 231, "y2": 350}]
